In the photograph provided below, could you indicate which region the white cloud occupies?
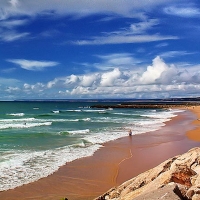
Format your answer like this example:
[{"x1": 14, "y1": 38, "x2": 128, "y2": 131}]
[
  {"x1": 95, "y1": 53, "x2": 140, "y2": 70},
  {"x1": 7, "y1": 59, "x2": 59, "y2": 71},
  {"x1": 61, "y1": 56, "x2": 200, "y2": 96},
  {"x1": 164, "y1": 6, "x2": 200, "y2": 17},
  {"x1": 75, "y1": 34, "x2": 178, "y2": 45},
  {"x1": 0, "y1": 18, "x2": 30, "y2": 42},
  {"x1": 0, "y1": 31, "x2": 29, "y2": 42},
  {"x1": 140, "y1": 56, "x2": 169, "y2": 84},
  {"x1": 0, "y1": 19, "x2": 28, "y2": 28},
  {"x1": 1, "y1": 67, "x2": 16, "y2": 73},
  {"x1": 10, "y1": 0, "x2": 19, "y2": 8},
  {"x1": 0, "y1": 15, "x2": 30, "y2": 42},
  {"x1": 158, "y1": 51, "x2": 194, "y2": 58},
  {"x1": 5, "y1": 86, "x2": 20, "y2": 93},
  {"x1": 0, "y1": 77, "x2": 21, "y2": 86},
  {"x1": 0, "y1": 0, "x2": 176, "y2": 20},
  {"x1": 0, "y1": 1, "x2": 181, "y2": 43},
  {"x1": 100, "y1": 68, "x2": 121, "y2": 86},
  {"x1": 81, "y1": 75, "x2": 97, "y2": 87},
  {"x1": 74, "y1": 20, "x2": 178, "y2": 45},
  {"x1": 130, "y1": 19, "x2": 159, "y2": 34},
  {"x1": 3, "y1": 56, "x2": 200, "y2": 99},
  {"x1": 155, "y1": 43, "x2": 168, "y2": 48}
]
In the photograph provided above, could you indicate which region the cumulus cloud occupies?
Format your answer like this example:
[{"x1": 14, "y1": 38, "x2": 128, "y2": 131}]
[
  {"x1": 139, "y1": 56, "x2": 197, "y2": 86},
  {"x1": 7, "y1": 59, "x2": 59, "y2": 71},
  {"x1": 5, "y1": 86, "x2": 20, "y2": 93},
  {"x1": 100, "y1": 68, "x2": 121, "y2": 86},
  {"x1": 2, "y1": 56, "x2": 200, "y2": 99},
  {"x1": 81, "y1": 75, "x2": 97, "y2": 87},
  {"x1": 140, "y1": 56, "x2": 169, "y2": 84},
  {"x1": 43, "y1": 56, "x2": 198, "y2": 97}
]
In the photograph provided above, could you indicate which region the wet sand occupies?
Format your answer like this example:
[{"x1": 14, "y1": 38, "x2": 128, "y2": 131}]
[{"x1": 0, "y1": 107, "x2": 200, "y2": 200}]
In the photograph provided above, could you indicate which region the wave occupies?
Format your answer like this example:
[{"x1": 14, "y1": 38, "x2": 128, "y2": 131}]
[
  {"x1": 83, "y1": 109, "x2": 107, "y2": 112},
  {"x1": 0, "y1": 122, "x2": 52, "y2": 130},
  {"x1": 0, "y1": 117, "x2": 91, "y2": 124},
  {"x1": 0, "y1": 118, "x2": 35, "y2": 122},
  {"x1": 0, "y1": 144, "x2": 102, "y2": 191},
  {"x1": 52, "y1": 110, "x2": 59, "y2": 114},
  {"x1": 6, "y1": 113, "x2": 25, "y2": 117},
  {"x1": 68, "y1": 129, "x2": 90, "y2": 135},
  {"x1": 60, "y1": 109, "x2": 82, "y2": 113},
  {"x1": 141, "y1": 111, "x2": 177, "y2": 119},
  {"x1": 79, "y1": 118, "x2": 91, "y2": 122}
]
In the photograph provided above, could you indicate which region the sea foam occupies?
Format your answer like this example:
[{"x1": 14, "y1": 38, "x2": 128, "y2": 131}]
[{"x1": 0, "y1": 144, "x2": 101, "y2": 191}]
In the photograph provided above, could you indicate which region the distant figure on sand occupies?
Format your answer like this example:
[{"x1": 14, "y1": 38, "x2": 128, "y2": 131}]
[{"x1": 128, "y1": 129, "x2": 132, "y2": 136}]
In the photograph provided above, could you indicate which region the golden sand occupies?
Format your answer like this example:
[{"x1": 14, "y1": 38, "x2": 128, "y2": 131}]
[{"x1": 186, "y1": 106, "x2": 200, "y2": 141}]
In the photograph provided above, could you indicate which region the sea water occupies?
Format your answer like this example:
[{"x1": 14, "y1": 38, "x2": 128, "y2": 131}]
[{"x1": 0, "y1": 101, "x2": 183, "y2": 191}]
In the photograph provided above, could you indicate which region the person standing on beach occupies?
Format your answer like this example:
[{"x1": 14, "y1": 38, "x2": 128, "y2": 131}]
[{"x1": 129, "y1": 129, "x2": 132, "y2": 136}]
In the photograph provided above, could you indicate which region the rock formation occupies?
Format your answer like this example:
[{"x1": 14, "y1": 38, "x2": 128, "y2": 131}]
[{"x1": 95, "y1": 147, "x2": 200, "y2": 200}]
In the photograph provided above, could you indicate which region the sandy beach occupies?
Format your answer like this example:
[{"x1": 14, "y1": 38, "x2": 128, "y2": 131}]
[
  {"x1": 187, "y1": 106, "x2": 200, "y2": 141},
  {"x1": 0, "y1": 106, "x2": 200, "y2": 200}
]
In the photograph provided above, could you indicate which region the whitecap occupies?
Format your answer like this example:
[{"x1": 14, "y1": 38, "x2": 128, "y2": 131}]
[
  {"x1": 0, "y1": 144, "x2": 102, "y2": 191},
  {"x1": 7, "y1": 113, "x2": 25, "y2": 117},
  {"x1": 68, "y1": 129, "x2": 90, "y2": 135}
]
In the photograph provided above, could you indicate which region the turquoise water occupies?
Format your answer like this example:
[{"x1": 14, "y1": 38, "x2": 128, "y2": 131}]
[{"x1": 0, "y1": 101, "x2": 182, "y2": 191}]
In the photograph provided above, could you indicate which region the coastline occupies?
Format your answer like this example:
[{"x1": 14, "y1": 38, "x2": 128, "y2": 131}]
[{"x1": 0, "y1": 107, "x2": 199, "y2": 200}]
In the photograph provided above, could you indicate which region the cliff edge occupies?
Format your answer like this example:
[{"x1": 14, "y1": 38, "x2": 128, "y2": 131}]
[{"x1": 95, "y1": 147, "x2": 200, "y2": 200}]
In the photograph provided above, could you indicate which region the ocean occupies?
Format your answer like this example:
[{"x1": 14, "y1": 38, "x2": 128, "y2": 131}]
[{"x1": 0, "y1": 101, "x2": 183, "y2": 191}]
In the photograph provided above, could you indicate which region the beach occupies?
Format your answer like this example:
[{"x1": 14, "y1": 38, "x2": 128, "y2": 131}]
[{"x1": 0, "y1": 106, "x2": 200, "y2": 200}]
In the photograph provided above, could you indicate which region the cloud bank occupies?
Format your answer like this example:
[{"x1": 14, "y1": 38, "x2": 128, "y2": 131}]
[{"x1": 3, "y1": 56, "x2": 200, "y2": 99}]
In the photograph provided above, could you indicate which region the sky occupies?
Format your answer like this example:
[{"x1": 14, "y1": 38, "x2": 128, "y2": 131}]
[{"x1": 0, "y1": 0, "x2": 200, "y2": 100}]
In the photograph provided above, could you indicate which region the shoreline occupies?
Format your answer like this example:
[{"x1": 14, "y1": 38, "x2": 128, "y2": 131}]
[{"x1": 0, "y1": 107, "x2": 200, "y2": 200}]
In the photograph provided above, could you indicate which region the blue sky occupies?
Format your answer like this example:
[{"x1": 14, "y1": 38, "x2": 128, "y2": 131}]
[{"x1": 0, "y1": 0, "x2": 200, "y2": 100}]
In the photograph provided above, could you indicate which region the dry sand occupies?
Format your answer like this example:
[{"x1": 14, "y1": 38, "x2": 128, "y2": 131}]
[
  {"x1": 0, "y1": 106, "x2": 200, "y2": 200},
  {"x1": 186, "y1": 106, "x2": 200, "y2": 141}
]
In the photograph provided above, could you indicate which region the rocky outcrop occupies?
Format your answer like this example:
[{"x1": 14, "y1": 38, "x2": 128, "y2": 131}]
[{"x1": 95, "y1": 147, "x2": 200, "y2": 200}]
